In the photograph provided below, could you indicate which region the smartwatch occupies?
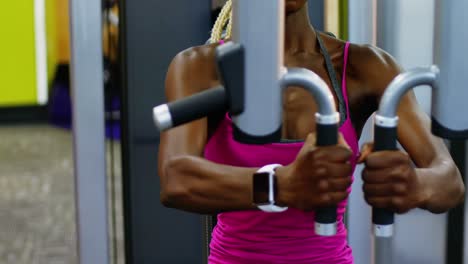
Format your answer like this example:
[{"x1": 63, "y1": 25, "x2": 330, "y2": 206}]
[{"x1": 253, "y1": 164, "x2": 288, "y2": 213}]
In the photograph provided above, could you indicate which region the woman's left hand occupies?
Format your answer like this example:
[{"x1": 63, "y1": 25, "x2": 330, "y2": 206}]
[{"x1": 358, "y1": 143, "x2": 429, "y2": 214}]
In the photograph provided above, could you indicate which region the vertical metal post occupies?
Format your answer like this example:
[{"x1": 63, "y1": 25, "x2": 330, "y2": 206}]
[
  {"x1": 347, "y1": 2, "x2": 376, "y2": 262},
  {"x1": 435, "y1": 3, "x2": 468, "y2": 264},
  {"x1": 433, "y1": 0, "x2": 468, "y2": 137},
  {"x1": 376, "y1": 0, "x2": 400, "y2": 56},
  {"x1": 448, "y1": 139, "x2": 466, "y2": 264},
  {"x1": 464, "y1": 140, "x2": 468, "y2": 264},
  {"x1": 348, "y1": 0, "x2": 375, "y2": 44},
  {"x1": 231, "y1": 0, "x2": 284, "y2": 138},
  {"x1": 69, "y1": 0, "x2": 110, "y2": 263},
  {"x1": 375, "y1": 3, "x2": 397, "y2": 262},
  {"x1": 348, "y1": 1, "x2": 377, "y2": 263}
]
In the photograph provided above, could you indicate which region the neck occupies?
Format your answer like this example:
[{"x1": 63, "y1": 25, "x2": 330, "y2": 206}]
[{"x1": 284, "y1": 5, "x2": 317, "y2": 53}]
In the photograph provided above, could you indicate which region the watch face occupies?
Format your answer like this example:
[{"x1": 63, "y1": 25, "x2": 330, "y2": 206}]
[{"x1": 253, "y1": 172, "x2": 271, "y2": 205}]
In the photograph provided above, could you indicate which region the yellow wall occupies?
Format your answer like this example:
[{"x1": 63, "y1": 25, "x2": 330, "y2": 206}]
[
  {"x1": 103, "y1": 6, "x2": 120, "y2": 62},
  {"x1": 46, "y1": 0, "x2": 58, "y2": 82},
  {"x1": 0, "y1": 0, "x2": 66, "y2": 107},
  {"x1": 324, "y1": 0, "x2": 349, "y2": 40},
  {"x1": 0, "y1": 1, "x2": 122, "y2": 107},
  {"x1": 56, "y1": 0, "x2": 70, "y2": 63},
  {"x1": 0, "y1": 1, "x2": 37, "y2": 106},
  {"x1": 325, "y1": 0, "x2": 340, "y2": 37}
]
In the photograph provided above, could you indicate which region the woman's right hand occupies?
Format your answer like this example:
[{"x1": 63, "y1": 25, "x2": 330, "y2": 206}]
[{"x1": 276, "y1": 133, "x2": 353, "y2": 211}]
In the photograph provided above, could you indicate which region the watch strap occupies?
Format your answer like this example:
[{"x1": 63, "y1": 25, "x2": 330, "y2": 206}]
[{"x1": 254, "y1": 164, "x2": 288, "y2": 213}]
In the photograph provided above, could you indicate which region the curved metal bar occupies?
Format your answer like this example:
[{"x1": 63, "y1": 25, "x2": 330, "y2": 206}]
[
  {"x1": 378, "y1": 66, "x2": 439, "y2": 118},
  {"x1": 280, "y1": 68, "x2": 337, "y2": 117}
]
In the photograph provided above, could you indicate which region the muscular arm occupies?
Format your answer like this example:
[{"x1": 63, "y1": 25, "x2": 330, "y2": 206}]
[
  {"x1": 397, "y1": 94, "x2": 464, "y2": 213},
  {"x1": 158, "y1": 47, "x2": 258, "y2": 214},
  {"x1": 357, "y1": 45, "x2": 464, "y2": 213}
]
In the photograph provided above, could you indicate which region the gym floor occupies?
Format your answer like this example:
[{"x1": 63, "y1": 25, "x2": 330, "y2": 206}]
[{"x1": 0, "y1": 125, "x2": 125, "y2": 264}]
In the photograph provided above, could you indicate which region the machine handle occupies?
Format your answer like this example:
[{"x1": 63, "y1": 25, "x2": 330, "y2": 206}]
[
  {"x1": 372, "y1": 120, "x2": 398, "y2": 237},
  {"x1": 280, "y1": 68, "x2": 341, "y2": 237},
  {"x1": 372, "y1": 66, "x2": 438, "y2": 238},
  {"x1": 153, "y1": 86, "x2": 227, "y2": 131},
  {"x1": 315, "y1": 120, "x2": 339, "y2": 236}
]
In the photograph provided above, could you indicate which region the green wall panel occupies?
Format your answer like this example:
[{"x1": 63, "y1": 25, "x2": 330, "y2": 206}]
[
  {"x1": 339, "y1": 0, "x2": 349, "y2": 40},
  {"x1": 0, "y1": 1, "x2": 37, "y2": 106}
]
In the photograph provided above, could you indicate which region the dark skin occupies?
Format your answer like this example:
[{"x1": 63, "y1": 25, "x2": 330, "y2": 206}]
[{"x1": 158, "y1": 1, "x2": 464, "y2": 216}]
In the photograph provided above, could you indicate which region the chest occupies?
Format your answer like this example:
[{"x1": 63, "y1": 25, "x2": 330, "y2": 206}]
[
  {"x1": 209, "y1": 51, "x2": 368, "y2": 141},
  {"x1": 281, "y1": 54, "x2": 344, "y2": 140}
]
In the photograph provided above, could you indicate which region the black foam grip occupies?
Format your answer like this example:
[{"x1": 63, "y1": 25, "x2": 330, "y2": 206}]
[
  {"x1": 316, "y1": 123, "x2": 339, "y2": 147},
  {"x1": 315, "y1": 207, "x2": 337, "y2": 224},
  {"x1": 315, "y1": 123, "x2": 339, "y2": 227},
  {"x1": 169, "y1": 86, "x2": 227, "y2": 127},
  {"x1": 373, "y1": 125, "x2": 398, "y2": 226},
  {"x1": 374, "y1": 125, "x2": 398, "y2": 152},
  {"x1": 373, "y1": 208, "x2": 394, "y2": 225}
]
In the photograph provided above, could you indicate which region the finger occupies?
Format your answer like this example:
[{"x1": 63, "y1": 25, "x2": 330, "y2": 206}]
[
  {"x1": 362, "y1": 166, "x2": 406, "y2": 184},
  {"x1": 363, "y1": 183, "x2": 408, "y2": 197},
  {"x1": 362, "y1": 165, "x2": 411, "y2": 184},
  {"x1": 316, "y1": 162, "x2": 353, "y2": 179},
  {"x1": 358, "y1": 142, "x2": 374, "y2": 163},
  {"x1": 364, "y1": 196, "x2": 389, "y2": 209},
  {"x1": 362, "y1": 167, "x2": 389, "y2": 184},
  {"x1": 321, "y1": 192, "x2": 349, "y2": 206},
  {"x1": 311, "y1": 133, "x2": 351, "y2": 162},
  {"x1": 364, "y1": 196, "x2": 409, "y2": 214},
  {"x1": 315, "y1": 145, "x2": 353, "y2": 163},
  {"x1": 304, "y1": 133, "x2": 317, "y2": 148},
  {"x1": 365, "y1": 151, "x2": 410, "y2": 169},
  {"x1": 363, "y1": 183, "x2": 393, "y2": 197},
  {"x1": 298, "y1": 133, "x2": 318, "y2": 158},
  {"x1": 328, "y1": 178, "x2": 353, "y2": 192},
  {"x1": 338, "y1": 132, "x2": 351, "y2": 151},
  {"x1": 317, "y1": 178, "x2": 352, "y2": 193}
]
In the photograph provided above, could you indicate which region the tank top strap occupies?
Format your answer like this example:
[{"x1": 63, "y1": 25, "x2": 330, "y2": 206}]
[
  {"x1": 316, "y1": 33, "x2": 347, "y2": 125},
  {"x1": 342, "y1": 42, "x2": 352, "y2": 117}
]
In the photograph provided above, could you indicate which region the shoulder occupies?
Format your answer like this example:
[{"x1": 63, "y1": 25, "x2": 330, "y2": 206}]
[
  {"x1": 347, "y1": 43, "x2": 403, "y2": 97},
  {"x1": 165, "y1": 43, "x2": 220, "y2": 100},
  {"x1": 170, "y1": 43, "x2": 218, "y2": 68},
  {"x1": 318, "y1": 32, "x2": 347, "y2": 58}
]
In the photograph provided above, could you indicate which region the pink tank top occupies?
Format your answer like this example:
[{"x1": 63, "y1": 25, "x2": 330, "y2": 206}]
[{"x1": 204, "y1": 42, "x2": 358, "y2": 264}]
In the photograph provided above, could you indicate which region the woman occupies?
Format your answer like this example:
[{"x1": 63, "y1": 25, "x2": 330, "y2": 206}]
[{"x1": 158, "y1": 1, "x2": 464, "y2": 263}]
